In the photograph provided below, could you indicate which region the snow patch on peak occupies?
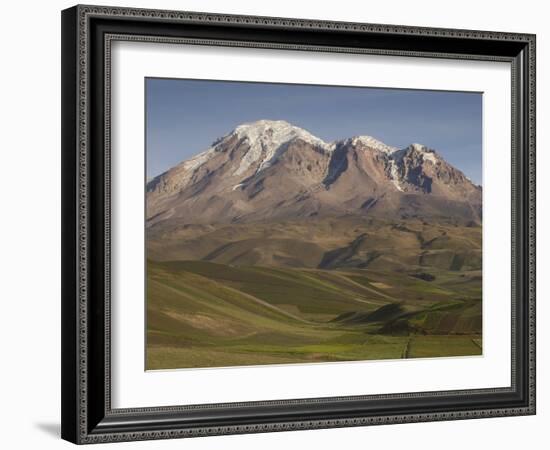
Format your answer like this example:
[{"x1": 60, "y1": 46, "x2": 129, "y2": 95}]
[
  {"x1": 235, "y1": 119, "x2": 290, "y2": 130},
  {"x1": 410, "y1": 143, "x2": 427, "y2": 151},
  {"x1": 176, "y1": 147, "x2": 216, "y2": 174},
  {"x1": 406, "y1": 143, "x2": 438, "y2": 164},
  {"x1": 232, "y1": 182, "x2": 246, "y2": 191},
  {"x1": 232, "y1": 120, "x2": 331, "y2": 176},
  {"x1": 351, "y1": 135, "x2": 399, "y2": 154},
  {"x1": 422, "y1": 152, "x2": 437, "y2": 164},
  {"x1": 387, "y1": 159, "x2": 403, "y2": 192}
]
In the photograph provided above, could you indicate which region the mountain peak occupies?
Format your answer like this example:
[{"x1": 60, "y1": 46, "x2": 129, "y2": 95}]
[
  {"x1": 405, "y1": 143, "x2": 439, "y2": 164},
  {"x1": 348, "y1": 135, "x2": 399, "y2": 154},
  {"x1": 232, "y1": 119, "x2": 327, "y2": 146},
  {"x1": 234, "y1": 119, "x2": 293, "y2": 131},
  {"x1": 229, "y1": 119, "x2": 332, "y2": 176},
  {"x1": 410, "y1": 143, "x2": 429, "y2": 152}
]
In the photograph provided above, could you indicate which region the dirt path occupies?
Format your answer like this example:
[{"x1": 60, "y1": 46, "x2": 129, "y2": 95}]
[
  {"x1": 471, "y1": 338, "x2": 482, "y2": 350},
  {"x1": 150, "y1": 278, "x2": 314, "y2": 325},
  {"x1": 221, "y1": 284, "x2": 315, "y2": 325},
  {"x1": 331, "y1": 272, "x2": 397, "y2": 301},
  {"x1": 402, "y1": 338, "x2": 413, "y2": 358},
  {"x1": 297, "y1": 271, "x2": 387, "y2": 306}
]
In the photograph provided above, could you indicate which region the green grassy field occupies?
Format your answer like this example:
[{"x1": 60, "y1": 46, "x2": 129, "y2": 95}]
[{"x1": 146, "y1": 258, "x2": 482, "y2": 370}]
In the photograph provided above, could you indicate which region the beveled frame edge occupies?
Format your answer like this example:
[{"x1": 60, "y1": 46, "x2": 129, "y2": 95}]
[{"x1": 61, "y1": 4, "x2": 536, "y2": 444}]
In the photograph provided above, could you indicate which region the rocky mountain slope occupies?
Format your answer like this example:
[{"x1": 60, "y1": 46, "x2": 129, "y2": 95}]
[{"x1": 147, "y1": 120, "x2": 482, "y2": 226}]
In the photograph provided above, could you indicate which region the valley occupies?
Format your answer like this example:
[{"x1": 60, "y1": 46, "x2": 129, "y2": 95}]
[{"x1": 146, "y1": 218, "x2": 482, "y2": 369}]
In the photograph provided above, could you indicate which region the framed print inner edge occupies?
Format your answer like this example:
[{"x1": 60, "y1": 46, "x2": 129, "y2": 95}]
[
  {"x1": 110, "y1": 36, "x2": 511, "y2": 408},
  {"x1": 61, "y1": 4, "x2": 536, "y2": 445}
]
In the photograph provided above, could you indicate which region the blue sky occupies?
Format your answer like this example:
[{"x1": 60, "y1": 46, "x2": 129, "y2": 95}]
[{"x1": 146, "y1": 78, "x2": 482, "y2": 184}]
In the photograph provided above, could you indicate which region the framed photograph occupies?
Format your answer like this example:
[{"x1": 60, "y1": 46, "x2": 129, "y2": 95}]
[{"x1": 61, "y1": 5, "x2": 536, "y2": 444}]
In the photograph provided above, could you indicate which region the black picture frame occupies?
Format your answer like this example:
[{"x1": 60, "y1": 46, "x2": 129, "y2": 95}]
[{"x1": 61, "y1": 4, "x2": 536, "y2": 444}]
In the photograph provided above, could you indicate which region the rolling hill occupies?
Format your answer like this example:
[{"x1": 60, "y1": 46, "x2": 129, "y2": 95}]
[{"x1": 147, "y1": 260, "x2": 482, "y2": 369}]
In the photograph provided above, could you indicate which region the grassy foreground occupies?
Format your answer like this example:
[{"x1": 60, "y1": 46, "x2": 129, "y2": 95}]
[{"x1": 146, "y1": 259, "x2": 481, "y2": 370}]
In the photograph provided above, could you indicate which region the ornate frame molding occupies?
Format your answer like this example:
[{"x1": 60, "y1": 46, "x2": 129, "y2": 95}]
[{"x1": 61, "y1": 5, "x2": 536, "y2": 444}]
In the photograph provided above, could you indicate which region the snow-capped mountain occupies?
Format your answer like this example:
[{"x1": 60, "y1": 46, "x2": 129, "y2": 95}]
[
  {"x1": 147, "y1": 120, "x2": 481, "y2": 225},
  {"x1": 231, "y1": 120, "x2": 334, "y2": 176}
]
